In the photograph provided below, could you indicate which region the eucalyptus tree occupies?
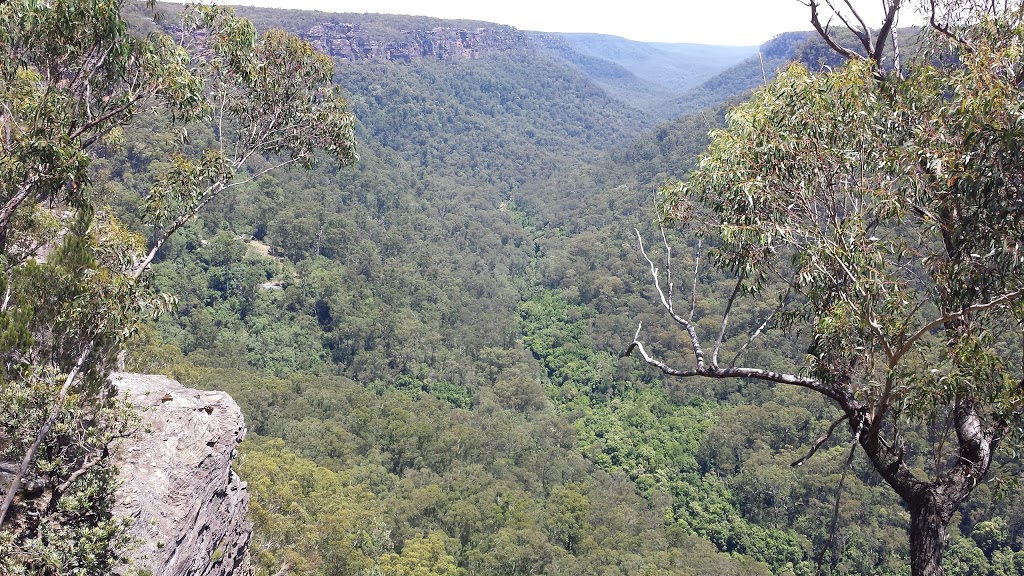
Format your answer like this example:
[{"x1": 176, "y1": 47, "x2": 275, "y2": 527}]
[
  {"x1": 0, "y1": 0, "x2": 355, "y2": 571},
  {"x1": 627, "y1": 2, "x2": 1024, "y2": 575}
]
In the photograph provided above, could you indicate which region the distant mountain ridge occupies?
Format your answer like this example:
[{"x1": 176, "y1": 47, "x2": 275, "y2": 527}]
[
  {"x1": 553, "y1": 33, "x2": 758, "y2": 92},
  {"x1": 660, "y1": 30, "x2": 817, "y2": 117},
  {"x1": 532, "y1": 31, "x2": 766, "y2": 118},
  {"x1": 225, "y1": 5, "x2": 765, "y2": 119}
]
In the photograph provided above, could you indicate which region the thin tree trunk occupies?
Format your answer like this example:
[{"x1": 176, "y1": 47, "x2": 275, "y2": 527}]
[
  {"x1": 0, "y1": 345, "x2": 93, "y2": 526},
  {"x1": 908, "y1": 495, "x2": 947, "y2": 576}
]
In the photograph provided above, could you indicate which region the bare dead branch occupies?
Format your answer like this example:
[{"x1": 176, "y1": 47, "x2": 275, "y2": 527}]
[
  {"x1": 636, "y1": 229, "x2": 707, "y2": 370},
  {"x1": 842, "y1": 0, "x2": 872, "y2": 40},
  {"x1": 659, "y1": 226, "x2": 675, "y2": 311},
  {"x1": 625, "y1": 331, "x2": 844, "y2": 401},
  {"x1": 827, "y1": 0, "x2": 873, "y2": 53},
  {"x1": 699, "y1": 112, "x2": 712, "y2": 132},
  {"x1": 221, "y1": 157, "x2": 298, "y2": 194},
  {"x1": 807, "y1": 0, "x2": 903, "y2": 70},
  {"x1": 809, "y1": 0, "x2": 865, "y2": 61},
  {"x1": 623, "y1": 338, "x2": 694, "y2": 377}
]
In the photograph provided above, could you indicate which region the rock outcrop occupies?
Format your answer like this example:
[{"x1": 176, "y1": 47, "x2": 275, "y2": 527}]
[
  {"x1": 302, "y1": 22, "x2": 531, "y2": 62},
  {"x1": 111, "y1": 373, "x2": 252, "y2": 576}
]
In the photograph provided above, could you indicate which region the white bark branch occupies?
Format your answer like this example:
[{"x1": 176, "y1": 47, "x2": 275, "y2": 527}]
[
  {"x1": 625, "y1": 331, "x2": 842, "y2": 402},
  {"x1": 636, "y1": 229, "x2": 706, "y2": 370}
]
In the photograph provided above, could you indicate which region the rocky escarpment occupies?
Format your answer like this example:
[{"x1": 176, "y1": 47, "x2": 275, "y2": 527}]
[
  {"x1": 302, "y1": 22, "x2": 531, "y2": 62},
  {"x1": 112, "y1": 373, "x2": 252, "y2": 576}
]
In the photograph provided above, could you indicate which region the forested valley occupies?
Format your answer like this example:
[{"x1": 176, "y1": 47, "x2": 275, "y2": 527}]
[
  {"x1": 119, "y1": 5, "x2": 1024, "y2": 576},
  {"x1": 5, "y1": 1, "x2": 1024, "y2": 575}
]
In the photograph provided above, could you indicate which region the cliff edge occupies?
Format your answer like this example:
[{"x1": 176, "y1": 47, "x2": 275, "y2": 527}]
[
  {"x1": 302, "y1": 22, "x2": 530, "y2": 62},
  {"x1": 111, "y1": 373, "x2": 253, "y2": 576}
]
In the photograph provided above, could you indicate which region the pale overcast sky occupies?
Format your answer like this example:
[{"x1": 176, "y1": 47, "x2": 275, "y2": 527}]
[{"x1": 203, "y1": 0, "x2": 922, "y2": 46}]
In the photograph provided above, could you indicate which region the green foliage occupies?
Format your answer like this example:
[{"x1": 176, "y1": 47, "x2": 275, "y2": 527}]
[
  {"x1": 239, "y1": 437, "x2": 393, "y2": 575},
  {"x1": 0, "y1": 0, "x2": 356, "y2": 570},
  {"x1": 652, "y1": 7, "x2": 1024, "y2": 576},
  {"x1": 379, "y1": 531, "x2": 459, "y2": 576},
  {"x1": 160, "y1": 357, "x2": 769, "y2": 576},
  {"x1": 518, "y1": 290, "x2": 822, "y2": 573},
  {"x1": 944, "y1": 536, "x2": 991, "y2": 576}
]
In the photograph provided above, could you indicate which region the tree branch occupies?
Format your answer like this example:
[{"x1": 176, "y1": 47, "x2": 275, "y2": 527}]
[
  {"x1": 659, "y1": 226, "x2": 676, "y2": 315},
  {"x1": 869, "y1": 371, "x2": 897, "y2": 440},
  {"x1": 132, "y1": 180, "x2": 227, "y2": 279},
  {"x1": 636, "y1": 229, "x2": 706, "y2": 370},
  {"x1": 68, "y1": 93, "x2": 146, "y2": 142},
  {"x1": 133, "y1": 156, "x2": 299, "y2": 279},
  {"x1": 48, "y1": 448, "x2": 106, "y2": 513},
  {"x1": 730, "y1": 286, "x2": 791, "y2": 368},
  {"x1": 808, "y1": 0, "x2": 864, "y2": 61},
  {"x1": 927, "y1": 0, "x2": 974, "y2": 51},
  {"x1": 713, "y1": 277, "x2": 744, "y2": 368},
  {"x1": 0, "y1": 343, "x2": 94, "y2": 526},
  {"x1": 808, "y1": 0, "x2": 902, "y2": 71},
  {"x1": 689, "y1": 237, "x2": 701, "y2": 321},
  {"x1": 625, "y1": 330, "x2": 844, "y2": 402},
  {"x1": 816, "y1": 431, "x2": 861, "y2": 575},
  {"x1": 890, "y1": 288, "x2": 1024, "y2": 368},
  {"x1": 828, "y1": 0, "x2": 873, "y2": 53},
  {"x1": 873, "y1": 1, "x2": 901, "y2": 66},
  {"x1": 793, "y1": 413, "x2": 850, "y2": 466}
]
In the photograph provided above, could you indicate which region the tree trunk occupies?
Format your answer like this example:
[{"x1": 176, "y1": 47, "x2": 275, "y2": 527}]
[{"x1": 908, "y1": 495, "x2": 947, "y2": 576}]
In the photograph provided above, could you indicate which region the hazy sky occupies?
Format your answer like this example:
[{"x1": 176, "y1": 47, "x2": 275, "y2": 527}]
[{"x1": 204, "y1": 0, "x2": 919, "y2": 46}]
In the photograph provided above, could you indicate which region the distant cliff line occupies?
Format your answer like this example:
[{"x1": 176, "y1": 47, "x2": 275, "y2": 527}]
[{"x1": 302, "y1": 21, "x2": 531, "y2": 62}]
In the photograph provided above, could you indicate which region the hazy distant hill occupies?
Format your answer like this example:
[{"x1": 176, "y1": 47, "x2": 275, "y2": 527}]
[
  {"x1": 555, "y1": 33, "x2": 757, "y2": 92},
  {"x1": 660, "y1": 30, "x2": 816, "y2": 117},
  {"x1": 527, "y1": 32, "x2": 761, "y2": 119},
  {"x1": 223, "y1": 5, "x2": 769, "y2": 121}
]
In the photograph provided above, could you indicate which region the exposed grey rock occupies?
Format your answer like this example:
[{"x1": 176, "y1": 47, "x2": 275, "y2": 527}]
[
  {"x1": 111, "y1": 373, "x2": 252, "y2": 576},
  {"x1": 302, "y1": 22, "x2": 531, "y2": 62}
]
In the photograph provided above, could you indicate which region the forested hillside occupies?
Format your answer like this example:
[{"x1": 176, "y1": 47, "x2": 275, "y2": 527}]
[{"x1": 102, "y1": 4, "x2": 1024, "y2": 576}]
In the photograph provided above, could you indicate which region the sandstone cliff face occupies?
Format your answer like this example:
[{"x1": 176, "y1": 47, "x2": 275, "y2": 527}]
[
  {"x1": 111, "y1": 373, "x2": 252, "y2": 576},
  {"x1": 302, "y1": 22, "x2": 531, "y2": 62}
]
